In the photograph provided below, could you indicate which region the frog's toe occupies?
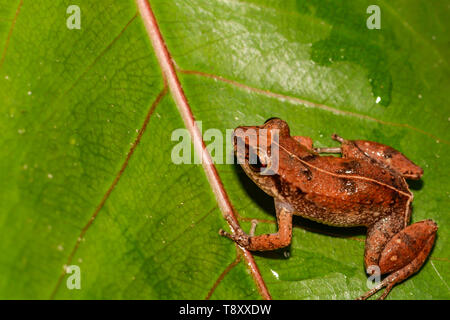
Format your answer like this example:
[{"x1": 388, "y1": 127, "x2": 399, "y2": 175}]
[
  {"x1": 331, "y1": 133, "x2": 345, "y2": 143},
  {"x1": 219, "y1": 228, "x2": 250, "y2": 247},
  {"x1": 314, "y1": 147, "x2": 341, "y2": 154},
  {"x1": 356, "y1": 281, "x2": 386, "y2": 300}
]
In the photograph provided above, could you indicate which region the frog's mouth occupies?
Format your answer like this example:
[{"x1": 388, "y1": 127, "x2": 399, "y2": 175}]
[
  {"x1": 233, "y1": 135, "x2": 267, "y2": 173},
  {"x1": 246, "y1": 146, "x2": 267, "y2": 173}
]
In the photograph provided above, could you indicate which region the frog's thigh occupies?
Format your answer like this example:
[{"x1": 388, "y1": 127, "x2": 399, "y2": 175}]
[
  {"x1": 364, "y1": 216, "x2": 404, "y2": 269},
  {"x1": 359, "y1": 220, "x2": 437, "y2": 300},
  {"x1": 378, "y1": 220, "x2": 437, "y2": 274},
  {"x1": 246, "y1": 199, "x2": 294, "y2": 251},
  {"x1": 292, "y1": 136, "x2": 314, "y2": 150}
]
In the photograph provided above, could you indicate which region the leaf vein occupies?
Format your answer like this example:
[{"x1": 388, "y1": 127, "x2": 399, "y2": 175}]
[
  {"x1": 136, "y1": 0, "x2": 272, "y2": 300},
  {"x1": 49, "y1": 86, "x2": 168, "y2": 299},
  {"x1": 0, "y1": 0, "x2": 23, "y2": 69}
]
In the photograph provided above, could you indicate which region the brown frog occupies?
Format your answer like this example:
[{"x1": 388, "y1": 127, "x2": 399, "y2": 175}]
[{"x1": 220, "y1": 118, "x2": 437, "y2": 300}]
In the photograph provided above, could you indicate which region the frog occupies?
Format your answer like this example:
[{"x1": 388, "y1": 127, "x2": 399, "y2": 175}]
[{"x1": 219, "y1": 118, "x2": 437, "y2": 300}]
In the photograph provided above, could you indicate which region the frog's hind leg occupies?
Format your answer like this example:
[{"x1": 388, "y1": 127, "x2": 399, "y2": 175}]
[
  {"x1": 219, "y1": 200, "x2": 293, "y2": 251},
  {"x1": 292, "y1": 136, "x2": 314, "y2": 150},
  {"x1": 330, "y1": 134, "x2": 424, "y2": 180},
  {"x1": 359, "y1": 219, "x2": 437, "y2": 300},
  {"x1": 331, "y1": 133, "x2": 345, "y2": 143}
]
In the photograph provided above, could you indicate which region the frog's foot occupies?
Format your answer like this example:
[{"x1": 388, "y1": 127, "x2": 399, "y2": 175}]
[
  {"x1": 314, "y1": 147, "x2": 342, "y2": 154},
  {"x1": 219, "y1": 228, "x2": 251, "y2": 248},
  {"x1": 219, "y1": 201, "x2": 294, "y2": 251},
  {"x1": 219, "y1": 214, "x2": 251, "y2": 248},
  {"x1": 357, "y1": 278, "x2": 391, "y2": 300},
  {"x1": 313, "y1": 134, "x2": 345, "y2": 154},
  {"x1": 331, "y1": 133, "x2": 345, "y2": 143},
  {"x1": 358, "y1": 220, "x2": 438, "y2": 300},
  {"x1": 219, "y1": 216, "x2": 264, "y2": 247}
]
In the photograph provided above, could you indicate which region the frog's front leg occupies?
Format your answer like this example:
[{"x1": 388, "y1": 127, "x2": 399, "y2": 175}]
[
  {"x1": 360, "y1": 218, "x2": 437, "y2": 300},
  {"x1": 219, "y1": 200, "x2": 293, "y2": 251}
]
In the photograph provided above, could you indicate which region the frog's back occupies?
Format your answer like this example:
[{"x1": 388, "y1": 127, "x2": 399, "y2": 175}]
[
  {"x1": 278, "y1": 153, "x2": 411, "y2": 226},
  {"x1": 307, "y1": 155, "x2": 410, "y2": 194}
]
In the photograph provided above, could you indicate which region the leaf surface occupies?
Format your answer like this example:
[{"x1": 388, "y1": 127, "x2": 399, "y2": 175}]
[{"x1": 0, "y1": 0, "x2": 448, "y2": 299}]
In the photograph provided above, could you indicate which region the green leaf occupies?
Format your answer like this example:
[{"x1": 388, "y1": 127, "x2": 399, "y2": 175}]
[{"x1": 0, "y1": 0, "x2": 448, "y2": 299}]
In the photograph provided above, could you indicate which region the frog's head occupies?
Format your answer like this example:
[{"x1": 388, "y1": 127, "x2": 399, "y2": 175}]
[{"x1": 232, "y1": 118, "x2": 289, "y2": 196}]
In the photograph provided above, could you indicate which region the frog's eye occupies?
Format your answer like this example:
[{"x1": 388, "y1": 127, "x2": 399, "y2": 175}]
[
  {"x1": 248, "y1": 147, "x2": 268, "y2": 173},
  {"x1": 264, "y1": 117, "x2": 281, "y2": 124},
  {"x1": 263, "y1": 118, "x2": 290, "y2": 136}
]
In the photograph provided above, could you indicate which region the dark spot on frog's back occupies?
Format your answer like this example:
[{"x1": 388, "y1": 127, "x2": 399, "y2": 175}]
[
  {"x1": 399, "y1": 232, "x2": 414, "y2": 248},
  {"x1": 300, "y1": 166, "x2": 312, "y2": 181},
  {"x1": 383, "y1": 148, "x2": 395, "y2": 159},
  {"x1": 302, "y1": 154, "x2": 316, "y2": 162},
  {"x1": 336, "y1": 160, "x2": 360, "y2": 174},
  {"x1": 340, "y1": 178, "x2": 357, "y2": 194},
  {"x1": 385, "y1": 171, "x2": 406, "y2": 191}
]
